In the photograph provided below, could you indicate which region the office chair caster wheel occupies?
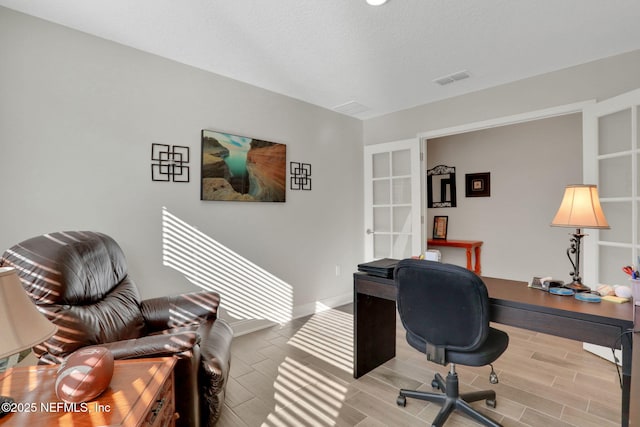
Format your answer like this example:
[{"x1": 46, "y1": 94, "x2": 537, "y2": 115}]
[
  {"x1": 431, "y1": 379, "x2": 440, "y2": 390},
  {"x1": 485, "y1": 398, "x2": 496, "y2": 408},
  {"x1": 396, "y1": 395, "x2": 407, "y2": 407}
]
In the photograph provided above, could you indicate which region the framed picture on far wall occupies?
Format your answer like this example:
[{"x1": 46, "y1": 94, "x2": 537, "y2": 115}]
[
  {"x1": 201, "y1": 129, "x2": 286, "y2": 202},
  {"x1": 465, "y1": 172, "x2": 491, "y2": 197},
  {"x1": 433, "y1": 216, "x2": 448, "y2": 240}
]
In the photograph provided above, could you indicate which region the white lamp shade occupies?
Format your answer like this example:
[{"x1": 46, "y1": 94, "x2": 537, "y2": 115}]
[
  {"x1": 0, "y1": 267, "x2": 57, "y2": 359},
  {"x1": 551, "y1": 184, "x2": 610, "y2": 229}
]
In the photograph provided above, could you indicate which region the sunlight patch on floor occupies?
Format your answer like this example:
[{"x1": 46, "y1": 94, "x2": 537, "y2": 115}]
[
  {"x1": 265, "y1": 356, "x2": 350, "y2": 426},
  {"x1": 287, "y1": 308, "x2": 353, "y2": 374}
]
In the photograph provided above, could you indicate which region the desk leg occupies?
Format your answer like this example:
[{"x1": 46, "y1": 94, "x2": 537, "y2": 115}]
[
  {"x1": 474, "y1": 245, "x2": 482, "y2": 275},
  {"x1": 622, "y1": 332, "x2": 632, "y2": 427},
  {"x1": 354, "y1": 292, "x2": 396, "y2": 378}
]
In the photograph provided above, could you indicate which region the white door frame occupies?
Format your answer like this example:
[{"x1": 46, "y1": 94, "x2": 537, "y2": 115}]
[{"x1": 417, "y1": 101, "x2": 593, "y2": 141}]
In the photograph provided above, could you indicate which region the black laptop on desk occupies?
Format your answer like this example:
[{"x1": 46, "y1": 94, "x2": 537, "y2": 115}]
[{"x1": 357, "y1": 258, "x2": 399, "y2": 279}]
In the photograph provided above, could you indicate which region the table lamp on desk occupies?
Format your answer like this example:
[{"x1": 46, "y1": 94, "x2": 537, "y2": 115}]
[
  {"x1": 0, "y1": 267, "x2": 58, "y2": 416},
  {"x1": 551, "y1": 184, "x2": 610, "y2": 292}
]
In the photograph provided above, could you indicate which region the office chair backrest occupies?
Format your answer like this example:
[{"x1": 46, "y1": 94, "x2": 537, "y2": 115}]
[{"x1": 395, "y1": 259, "x2": 490, "y2": 353}]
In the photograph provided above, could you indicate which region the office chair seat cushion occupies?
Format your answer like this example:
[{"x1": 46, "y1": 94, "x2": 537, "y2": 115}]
[{"x1": 406, "y1": 327, "x2": 509, "y2": 367}]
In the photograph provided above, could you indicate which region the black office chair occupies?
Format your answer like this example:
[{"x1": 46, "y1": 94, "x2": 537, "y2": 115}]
[{"x1": 394, "y1": 259, "x2": 509, "y2": 427}]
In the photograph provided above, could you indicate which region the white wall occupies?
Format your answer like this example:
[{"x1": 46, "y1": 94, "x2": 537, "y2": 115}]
[
  {"x1": 426, "y1": 114, "x2": 582, "y2": 282},
  {"x1": 0, "y1": 7, "x2": 364, "y2": 333}
]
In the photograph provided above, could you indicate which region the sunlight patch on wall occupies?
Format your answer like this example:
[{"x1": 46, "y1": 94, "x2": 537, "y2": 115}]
[
  {"x1": 287, "y1": 307, "x2": 353, "y2": 373},
  {"x1": 161, "y1": 207, "x2": 293, "y2": 323}
]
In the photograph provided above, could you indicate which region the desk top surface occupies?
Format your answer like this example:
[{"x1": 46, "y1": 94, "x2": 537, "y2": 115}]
[
  {"x1": 355, "y1": 272, "x2": 633, "y2": 326},
  {"x1": 483, "y1": 276, "x2": 633, "y2": 326}
]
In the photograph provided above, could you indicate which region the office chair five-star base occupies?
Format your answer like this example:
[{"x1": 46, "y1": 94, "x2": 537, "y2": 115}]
[{"x1": 396, "y1": 363, "x2": 501, "y2": 427}]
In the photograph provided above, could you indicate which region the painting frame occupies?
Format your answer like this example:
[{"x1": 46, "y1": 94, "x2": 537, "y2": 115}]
[
  {"x1": 433, "y1": 216, "x2": 448, "y2": 240},
  {"x1": 201, "y1": 129, "x2": 286, "y2": 202},
  {"x1": 465, "y1": 172, "x2": 491, "y2": 197}
]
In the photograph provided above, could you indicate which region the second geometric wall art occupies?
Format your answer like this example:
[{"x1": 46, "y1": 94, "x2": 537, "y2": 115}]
[{"x1": 290, "y1": 162, "x2": 312, "y2": 190}]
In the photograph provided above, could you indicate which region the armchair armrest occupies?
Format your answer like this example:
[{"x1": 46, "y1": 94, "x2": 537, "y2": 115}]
[
  {"x1": 196, "y1": 318, "x2": 233, "y2": 423},
  {"x1": 96, "y1": 331, "x2": 200, "y2": 359},
  {"x1": 141, "y1": 290, "x2": 220, "y2": 332}
]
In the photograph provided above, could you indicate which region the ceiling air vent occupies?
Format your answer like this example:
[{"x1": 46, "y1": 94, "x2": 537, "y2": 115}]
[
  {"x1": 333, "y1": 101, "x2": 370, "y2": 116},
  {"x1": 433, "y1": 70, "x2": 470, "y2": 86}
]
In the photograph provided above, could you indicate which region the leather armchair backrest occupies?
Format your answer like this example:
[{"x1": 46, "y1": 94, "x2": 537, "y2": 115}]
[
  {"x1": 394, "y1": 259, "x2": 490, "y2": 353},
  {"x1": 0, "y1": 231, "x2": 146, "y2": 361}
]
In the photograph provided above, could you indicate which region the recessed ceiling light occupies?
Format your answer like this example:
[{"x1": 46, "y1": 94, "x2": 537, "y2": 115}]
[{"x1": 367, "y1": 0, "x2": 388, "y2": 5}]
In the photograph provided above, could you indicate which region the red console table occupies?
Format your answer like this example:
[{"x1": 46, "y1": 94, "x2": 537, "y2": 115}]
[{"x1": 427, "y1": 239, "x2": 483, "y2": 274}]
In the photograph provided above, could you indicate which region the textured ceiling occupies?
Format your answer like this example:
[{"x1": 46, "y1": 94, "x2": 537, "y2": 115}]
[{"x1": 2, "y1": 0, "x2": 640, "y2": 119}]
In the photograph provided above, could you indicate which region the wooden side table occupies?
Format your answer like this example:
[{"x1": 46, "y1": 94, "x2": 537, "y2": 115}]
[
  {"x1": 0, "y1": 357, "x2": 176, "y2": 427},
  {"x1": 427, "y1": 239, "x2": 483, "y2": 274}
]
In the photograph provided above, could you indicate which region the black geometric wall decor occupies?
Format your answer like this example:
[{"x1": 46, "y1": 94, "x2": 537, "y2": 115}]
[
  {"x1": 427, "y1": 164, "x2": 457, "y2": 208},
  {"x1": 290, "y1": 162, "x2": 312, "y2": 190},
  {"x1": 151, "y1": 143, "x2": 190, "y2": 182}
]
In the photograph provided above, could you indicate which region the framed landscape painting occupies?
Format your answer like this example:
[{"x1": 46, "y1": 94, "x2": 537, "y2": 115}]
[{"x1": 201, "y1": 130, "x2": 286, "y2": 202}]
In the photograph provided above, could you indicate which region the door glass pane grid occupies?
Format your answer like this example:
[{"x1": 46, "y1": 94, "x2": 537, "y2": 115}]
[
  {"x1": 598, "y1": 109, "x2": 631, "y2": 155},
  {"x1": 598, "y1": 245, "x2": 632, "y2": 285},
  {"x1": 393, "y1": 206, "x2": 412, "y2": 233},
  {"x1": 372, "y1": 152, "x2": 390, "y2": 178},
  {"x1": 392, "y1": 177, "x2": 412, "y2": 204},
  {"x1": 373, "y1": 234, "x2": 391, "y2": 259},
  {"x1": 637, "y1": 201, "x2": 640, "y2": 247},
  {"x1": 637, "y1": 153, "x2": 640, "y2": 195},
  {"x1": 366, "y1": 139, "x2": 420, "y2": 261},
  {"x1": 373, "y1": 207, "x2": 391, "y2": 233},
  {"x1": 596, "y1": 104, "x2": 639, "y2": 284},
  {"x1": 372, "y1": 179, "x2": 390, "y2": 205},
  {"x1": 598, "y1": 156, "x2": 632, "y2": 198},
  {"x1": 599, "y1": 201, "x2": 632, "y2": 244},
  {"x1": 392, "y1": 234, "x2": 412, "y2": 259},
  {"x1": 391, "y1": 149, "x2": 411, "y2": 176},
  {"x1": 637, "y1": 107, "x2": 640, "y2": 149}
]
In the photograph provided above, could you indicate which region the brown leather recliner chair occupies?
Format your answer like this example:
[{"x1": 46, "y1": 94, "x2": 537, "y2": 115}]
[{"x1": 0, "y1": 231, "x2": 233, "y2": 427}]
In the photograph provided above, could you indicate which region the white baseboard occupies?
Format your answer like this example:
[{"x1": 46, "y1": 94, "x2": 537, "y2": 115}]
[{"x1": 226, "y1": 291, "x2": 353, "y2": 337}]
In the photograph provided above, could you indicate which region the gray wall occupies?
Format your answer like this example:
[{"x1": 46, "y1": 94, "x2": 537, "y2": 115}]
[
  {"x1": 426, "y1": 114, "x2": 582, "y2": 282},
  {"x1": 0, "y1": 7, "x2": 363, "y2": 333}
]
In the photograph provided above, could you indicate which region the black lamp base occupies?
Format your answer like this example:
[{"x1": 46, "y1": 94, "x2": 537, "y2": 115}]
[
  {"x1": 564, "y1": 281, "x2": 591, "y2": 292},
  {"x1": 0, "y1": 396, "x2": 14, "y2": 417}
]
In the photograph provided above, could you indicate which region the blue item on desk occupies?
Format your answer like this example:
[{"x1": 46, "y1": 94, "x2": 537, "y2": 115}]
[
  {"x1": 549, "y1": 287, "x2": 575, "y2": 296},
  {"x1": 575, "y1": 292, "x2": 601, "y2": 303}
]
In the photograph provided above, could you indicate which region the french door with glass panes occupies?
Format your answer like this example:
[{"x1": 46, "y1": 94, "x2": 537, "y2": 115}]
[
  {"x1": 363, "y1": 139, "x2": 422, "y2": 261},
  {"x1": 583, "y1": 88, "x2": 640, "y2": 286},
  {"x1": 582, "y1": 87, "x2": 640, "y2": 386}
]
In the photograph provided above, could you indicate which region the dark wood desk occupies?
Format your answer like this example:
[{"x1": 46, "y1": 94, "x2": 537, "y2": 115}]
[
  {"x1": 427, "y1": 239, "x2": 483, "y2": 274},
  {"x1": 354, "y1": 272, "x2": 635, "y2": 426}
]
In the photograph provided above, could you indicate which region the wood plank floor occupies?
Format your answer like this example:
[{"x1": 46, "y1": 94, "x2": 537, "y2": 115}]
[{"x1": 217, "y1": 304, "x2": 622, "y2": 426}]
